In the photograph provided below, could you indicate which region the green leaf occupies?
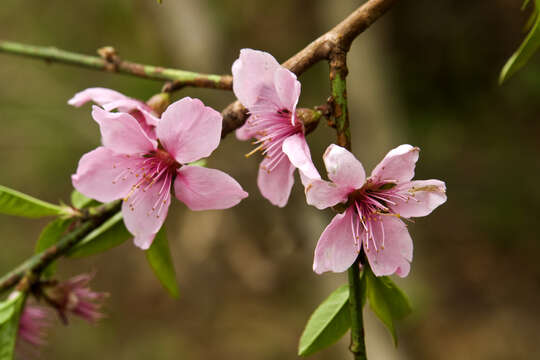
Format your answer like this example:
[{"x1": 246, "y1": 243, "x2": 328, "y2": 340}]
[
  {"x1": 500, "y1": 0, "x2": 540, "y2": 83},
  {"x1": 298, "y1": 285, "x2": 351, "y2": 356},
  {"x1": 365, "y1": 267, "x2": 412, "y2": 346},
  {"x1": 0, "y1": 295, "x2": 19, "y2": 325},
  {"x1": 146, "y1": 227, "x2": 179, "y2": 298},
  {"x1": 0, "y1": 292, "x2": 25, "y2": 360},
  {"x1": 70, "y1": 190, "x2": 98, "y2": 209},
  {"x1": 68, "y1": 212, "x2": 130, "y2": 258},
  {"x1": 35, "y1": 218, "x2": 73, "y2": 277},
  {"x1": 0, "y1": 185, "x2": 63, "y2": 218}
]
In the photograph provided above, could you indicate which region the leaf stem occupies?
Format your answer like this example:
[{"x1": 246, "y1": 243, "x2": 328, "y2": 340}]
[{"x1": 0, "y1": 41, "x2": 232, "y2": 91}]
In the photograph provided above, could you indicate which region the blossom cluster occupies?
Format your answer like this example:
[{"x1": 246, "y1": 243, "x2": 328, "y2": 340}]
[{"x1": 69, "y1": 49, "x2": 446, "y2": 277}]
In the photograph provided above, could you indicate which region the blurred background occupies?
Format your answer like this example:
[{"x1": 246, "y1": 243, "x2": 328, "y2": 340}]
[{"x1": 1, "y1": 0, "x2": 539, "y2": 359}]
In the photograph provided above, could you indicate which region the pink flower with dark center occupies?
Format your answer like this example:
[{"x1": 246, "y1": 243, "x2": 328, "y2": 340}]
[
  {"x1": 17, "y1": 304, "x2": 51, "y2": 354},
  {"x1": 72, "y1": 97, "x2": 248, "y2": 249},
  {"x1": 232, "y1": 49, "x2": 320, "y2": 207},
  {"x1": 68, "y1": 87, "x2": 159, "y2": 138},
  {"x1": 305, "y1": 144, "x2": 447, "y2": 277},
  {"x1": 43, "y1": 274, "x2": 107, "y2": 324}
]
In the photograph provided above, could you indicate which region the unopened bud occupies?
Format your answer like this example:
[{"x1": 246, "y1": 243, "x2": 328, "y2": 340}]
[
  {"x1": 146, "y1": 92, "x2": 170, "y2": 116},
  {"x1": 296, "y1": 108, "x2": 321, "y2": 134}
]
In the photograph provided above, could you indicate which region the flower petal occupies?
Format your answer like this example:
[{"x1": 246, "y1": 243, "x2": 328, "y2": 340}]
[
  {"x1": 92, "y1": 106, "x2": 157, "y2": 154},
  {"x1": 273, "y1": 67, "x2": 301, "y2": 121},
  {"x1": 157, "y1": 97, "x2": 222, "y2": 164},
  {"x1": 133, "y1": 233, "x2": 156, "y2": 250},
  {"x1": 391, "y1": 180, "x2": 447, "y2": 218},
  {"x1": 305, "y1": 179, "x2": 349, "y2": 210},
  {"x1": 71, "y1": 147, "x2": 141, "y2": 202},
  {"x1": 323, "y1": 144, "x2": 366, "y2": 190},
  {"x1": 122, "y1": 178, "x2": 171, "y2": 250},
  {"x1": 257, "y1": 156, "x2": 295, "y2": 207},
  {"x1": 364, "y1": 215, "x2": 413, "y2": 278},
  {"x1": 235, "y1": 116, "x2": 259, "y2": 141},
  {"x1": 282, "y1": 133, "x2": 320, "y2": 180},
  {"x1": 370, "y1": 144, "x2": 419, "y2": 184},
  {"x1": 101, "y1": 99, "x2": 159, "y2": 126},
  {"x1": 174, "y1": 165, "x2": 248, "y2": 211},
  {"x1": 232, "y1": 49, "x2": 281, "y2": 109},
  {"x1": 68, "y1": 87, "x2": 127, "y2": 107},
  {"x1": 313, "y1": 208, "x2": 358, "y2": 274}
]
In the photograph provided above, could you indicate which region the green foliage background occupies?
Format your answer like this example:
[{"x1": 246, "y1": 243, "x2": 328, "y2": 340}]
[{"x1": 0, "y1": 0, "x2": 539, "y2": 359}]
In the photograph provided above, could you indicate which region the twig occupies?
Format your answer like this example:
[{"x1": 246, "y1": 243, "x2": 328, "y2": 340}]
[
  {"x1": 221, "y1": 0, "x2": 398, "y2": 138},
  {"x1": 0, "y1": 41, "x2": 232, "y2": 91},
  {"x1": 0, "y1": 201, "x2": 120, "y2": 294},
  {"x1": 348, "y1": 258, "x2": 367, "y2": 360}
]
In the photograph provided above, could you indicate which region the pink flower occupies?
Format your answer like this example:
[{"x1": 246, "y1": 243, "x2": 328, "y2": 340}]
[
  {"x1": 43, "y1": 274, "x2": 107, "y2": 324},
  {"x1": 72, "y1": 97, "x2": 249, "y2": 249},
  {"x1": 68, "y1": 87, "x2": 159, "y2": 138},
  {"x1": 17, "y1": 304, "x2": 51, "y2": 354},
  {"x1": 305, "y1": 144, "x2": 446, "y2": 277},
  {"x1": 232, "y1": 49, "x2": 320, "y2": 207}
]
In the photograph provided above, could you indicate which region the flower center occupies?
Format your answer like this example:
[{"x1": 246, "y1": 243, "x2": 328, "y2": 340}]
[
  {"x1": 117, "y1": 149, "x2": 179, "y2": 218},
  {"x1": 245, "y1": 108, "x2": 302, "y2": 172},
  {"x1": 346, "y1": 180, "x2": 410, "y2": 254}
]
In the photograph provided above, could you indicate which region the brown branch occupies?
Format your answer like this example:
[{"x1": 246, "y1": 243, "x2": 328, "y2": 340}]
[{"x1": 220, "y1": 0, "x2": 398, "y2": 138}]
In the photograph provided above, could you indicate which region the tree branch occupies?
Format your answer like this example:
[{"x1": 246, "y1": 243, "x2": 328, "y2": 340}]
[
  {"x1": 221, "y1": 0, "x2": 398, "y2": 138},
  {"x1": 0, "y1": 41, "x2": 232, "y2": 91},
  {"x1": 0, "y1": 201, "x2": 120, "y2": 294}
]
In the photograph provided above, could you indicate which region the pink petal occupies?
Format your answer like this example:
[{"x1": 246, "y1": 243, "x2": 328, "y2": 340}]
[
  {"x1": 157, "y1": 97, "x2": 222, "y2": 164},
  {"x1": 370, "y1": 144, "x2": 419, "y2": 184},
  {"x1": 92, "y1": 106, "x2": 157, "y2": 154},
  {"x1": 68, "y1": 88, "x2": 127, "y2": 107},
  {"x1": 391, "y1": 180, "x2": 447, "y2": 218},
  {"x1": 232, "y1": 49, "x2": 281, "y2": 109},
  {"x1": 364, "y1": 215, "x2": 413, "y2": 278},
  {"x1": 174, "y1": 165, "x2": 248, "y2": 211},
  {"x1": 235, "y1": 116, "x2": 259, "y2": 141},
  {"x1": 101, "y1": 98, "x2": 144, "y2": 113},
  {"x1": 323, "y1": 144, "x2": 366, "y2": 190},
  {"x1": 134, "y1": 233, "x2": 157, "y2": 250},
  {"x1": 102, "y1": 99, "x2": 159, "y2": 127},
  {"x1": 305, "y1": 179, "x2": 349, "y2": 210},
  {"x1": 72, "y1": 147, "x2": 141, "y2": 202},
  {"x1": 313, "y1": 207, "x2": 358, "y2": 274},
  {"x1": 282, "y1": 133, "x2": 320, "y2": 180},
  {"x1": 121, "y1": 178, "x2": 171, "y2": 250},
  {"x1": 273, "y1": 67, "x2": 301, "y2": 122},
  {"x1": 257, "y1": 156, "x2": 296, "y2": 207}
]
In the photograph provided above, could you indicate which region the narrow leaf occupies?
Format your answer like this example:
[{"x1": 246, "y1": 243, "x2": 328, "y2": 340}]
[
  {"x1": 35, "y1": 218, "x2": 73, "y2": 277},
  {"x1": 68, "y1": 212, "x2": 130, "y2": 258},
  {"x1": 0, "y1": 292, "x2": 24, "y2": 360},
  {"x1": 146, "y1": 227, "x2": 179, "y2": 298},
  {"x1": 0, "y1": 296, "x2": 18, "y2": 325},
  {"x1": 0, "y1": 185, "x2": 62, "y2": 218},
  {"x1": 365, "y1": 268, "x2": 412, "y2": 346},
  {"x1": 500, "y1": 0, "x2": 540, "y2": 83},
  {"x1": 298, "y1": 285, "x2": 351, "y2": 356},
  {"x1": 70, "y1": 190, "x2": 98, "y2": 209}
]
